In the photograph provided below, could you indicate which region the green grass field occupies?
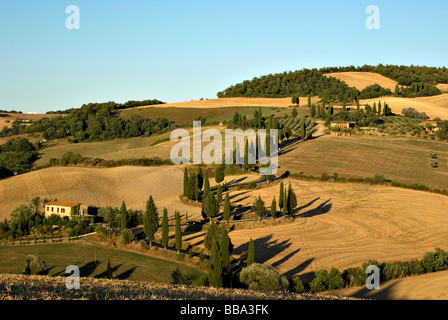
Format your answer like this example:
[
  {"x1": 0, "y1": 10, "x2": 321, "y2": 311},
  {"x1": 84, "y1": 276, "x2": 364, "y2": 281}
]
[
  {"x1": 119, "y1": 106, "x2": 299, "y2": 126},
  {"x1": 280, "y1": 134, "x2": 448, "y2": 190},
  {"x1": 0, "y1": 242, "x2": 204, "y2": 283}
]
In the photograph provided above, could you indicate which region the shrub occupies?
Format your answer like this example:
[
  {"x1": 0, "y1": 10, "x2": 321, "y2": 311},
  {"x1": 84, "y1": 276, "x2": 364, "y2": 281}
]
[
  {"x1": 309, "y1": 269, "x2": 329, "y2": 293},
  {"x1": 290, "y1": 276, "x2": 306, "y2": 293},
  {"x1": 24, "y1": 254, "x2": 48, "y2": 275},
  {"x1": 170, "y1": 267, "x2": 192, "y2": 285},
  {"x1": 139, "y1": 239, "x2": 149, "y2": 250},
  {"x1": 342, "y1": 267, "x2": 366, "y2": 287},
  {"x1": 320, "y1": 172, "x2": 330, "y2": 181},
  {"x1": 421, "y1": 248, "x2": 448, "y2": 273},
  {"x1": 372, "y1": 174, "x2": 386, "y2": 184},
  {"x1": 328, "y1": 267, "x2": 344, "y2": 290},
  {"x1": 239, "y1": 263, "x2": 289, "y2": 292},
  {"x1": 120, "y1": 228, "x2": 134, "y2": 245}
]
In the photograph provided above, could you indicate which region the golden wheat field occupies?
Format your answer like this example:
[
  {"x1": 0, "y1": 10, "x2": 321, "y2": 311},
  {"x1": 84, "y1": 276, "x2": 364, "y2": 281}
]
[
  {"x1": 324, "y1": 72, "x2": 400, "y2": 92},
  {"x1": 183, "y1": 179, "x2": 448, "y2": 282},
  {"x1": 0, "y1": 273, "x2": 351, "y2": 300},
  {"x1": 133, "y1": 97, "x2": 320, "y2": 110},
  {"x1": 359, "y1": 94, "x2": 448, "y2": 120},
  {"x1": 0, "y1": 165, "x2": 258, "y2": 221}
]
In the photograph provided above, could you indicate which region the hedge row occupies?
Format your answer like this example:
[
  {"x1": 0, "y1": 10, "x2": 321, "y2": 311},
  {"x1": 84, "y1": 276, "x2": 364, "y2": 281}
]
[{"x1": 291, "y1": 248, "x2": 448, "y2": 293}]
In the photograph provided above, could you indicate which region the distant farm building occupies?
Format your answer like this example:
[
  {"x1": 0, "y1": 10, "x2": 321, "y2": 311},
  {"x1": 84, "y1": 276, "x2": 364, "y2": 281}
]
[
  {"x1": 420, "y1": 120, "x2": 439, "y2": 132},
  {"x1": 44, "y1": 201, "x2": 90, "y2": 219},
  {"x1": 330, "y1": 121, "x2": 356, "y2": 129}
]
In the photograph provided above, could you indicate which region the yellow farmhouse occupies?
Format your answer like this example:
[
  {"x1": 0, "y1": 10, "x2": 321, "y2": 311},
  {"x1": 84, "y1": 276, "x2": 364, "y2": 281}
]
[{"x1": 44, "y1": 201, "x2": 88, "y2": 219}]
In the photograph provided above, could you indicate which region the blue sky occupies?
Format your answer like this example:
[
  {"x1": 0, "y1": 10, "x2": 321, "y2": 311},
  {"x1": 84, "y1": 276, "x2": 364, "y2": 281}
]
[{"x1": 1, "y1": 0, "x2": 447, "y2": 113}]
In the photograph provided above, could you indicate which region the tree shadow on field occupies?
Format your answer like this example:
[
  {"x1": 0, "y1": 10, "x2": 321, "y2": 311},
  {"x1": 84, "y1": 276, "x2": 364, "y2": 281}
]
[
  {"x1": 339, "y1": 281, "x2": 400, "y2": 300},
  {"x1": 95, "y1": 262, "x2": 124, "y2": 279},
  {"x1": 79, "y1": 261, "x2": 101, "y2": 277},
  {"x1": 297, "y1": 199, "x2": 332, "y2": 218},
  {"x1": 283, "y1": 258, "x2": 315, "y2": 279},
  {"x1": 233, "y1": 234, "x2": 294, "y2": 266},
  {"x1": 296, "y1": 197, "x2": 321, "y2": 212},
  {"x1": 115, "y1": 266, "x2": 137, "y2": 280}
]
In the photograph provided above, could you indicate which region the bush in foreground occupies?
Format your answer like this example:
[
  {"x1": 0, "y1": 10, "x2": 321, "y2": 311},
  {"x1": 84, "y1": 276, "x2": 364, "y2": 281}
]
[{"x1": 239, "y1": 263, "x2": 289, "y2": 292}]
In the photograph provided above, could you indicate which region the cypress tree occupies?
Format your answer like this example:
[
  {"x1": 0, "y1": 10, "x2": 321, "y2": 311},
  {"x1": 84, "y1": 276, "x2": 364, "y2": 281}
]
[
  {"x1": 161, "y1": 208, "x2": 169, "y2": 250},
  {"x1": 244, "y1": 139, "x2": 249, "y2": 170},
  {"x1": 203, "y1": 172, "x2": 210, "y2": 198},
  {"x1": 183, "y1": 168, "x2": 188, "y2": 196},
  {"x1": 223, "y1": 192, "x2": 231, "y2": 223},
  {"x1": 378, "y1": 101, "x2": 382, "y2": 117},
  {"x1": 219, "y1": 226, "x2": 230, "y2": 275},
  {"x1": 143, "y1": 196, "x2": 159, "y2": 247},
  {"x1": 216, "y1": 184, "x2": 222, "y2": 204},
  {"x1": 120, "y1": 201, "x2": 127, "y2": 231},
  {"x1": 356, "y1": 98, "x2": 360, "y2": 110},
  {"x1": 203, "y1": 192, "x2": 219, "y2": 222},
  {"x1": 308, "y1": 95, "x2": 311, "y2": 109},
  {"x1": 247, "y1": 238, "x2": 255, "y2": 266},
  {"x1": 194, "y1": 175, "x2": 199, "y2": 201},
  {"x1": 279, "y1": 182, "x2": 284, "y2": 210},
  {"x1": 215, "y1": 163, "x2": 225, "y2": 184},
  {"x1": 209, "y1": 240, "x2": 223, "y2": 288},
  {"x1": 253, "y1": 110, "x2": 259, "y2": 128},
  {"x1": 395, "y1": 84, "x2": 400, "y2": 96},
  {"x1": 175, "y1": 211, "x2": 182, "y2": 254},
  {"x1": 271, "y1": 196, "x2": 277, "y2": 219},
  {"x1": 286, "y1": 183, "x2": 297, "y2": 216},
  {"x1": 187, "y1": 173, "x2": 196, "y2": 200},
  {"x1": 204, "y1": 221, "x2": 219, "y2": 251},
  {"x1": 311, "y1": 105, "x2": 316, "y2": 118},
  {"x1": 258, "y1": 106, "x2": 262, "y2": 128},
  {"x1": 106, "y1": 259, "x2": 113, "y2": 279},
  {"x1": 197, "y1": 167, "x2": 204, "y2": 191}
]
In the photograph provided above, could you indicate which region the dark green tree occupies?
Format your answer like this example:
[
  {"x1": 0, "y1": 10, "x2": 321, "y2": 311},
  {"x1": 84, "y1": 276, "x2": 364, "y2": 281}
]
[
  {"x1": 286, "y1": 183, "x2": 297, "y2": 216},
  {"x1": 278, "y1": 182, "x2": 284, "y2": 210},
  {"x1": 247, "y1": 238, "x2": 255, "y2": 266},
  {"x1": 183, "y1": 168, "x2": 188, "y2": 196},
  {"x1": 271, "y1": 196, "x2": 277, "y2": 219},
  {"x1": 223, "y1": 192, "x2": 231, "y2": 222},
  {"x1": 197, "y1": 167, "x2": 204, "y2": 191},
  {"x1": 203, "y1": 172, "x2": 211, "y2": 198},
  {"x1": 215, "y1": 163, "x2": 225, "y2": 184},
  {"x1": 216, "y1": 184, "x2": 222, "y2": 204},
  {"x1": 161, "y1": 208, "x2": 169, "y2": 250},
  {"x1": 203, "y1": 192, "x2": 219, "y2": 222},
  {"x1": 209, "y1": 240, "x2": 223, "y2": 288},
  {"x1": 310, "y1": 105, "x2": 316, "y2": 118},
  {"x1": 106, "y1": 259, "x2": 113, "y2": 279},
  {"x1": 143, "y1": 196, "x2": 159, "y2": 247},
  {"x1": 120, "y1": 201, "x2": 127, "y2": 231},
  {"x1": 175, "y1": 211, "x2": 182, "y2": 254},
  {"x1": 291, "y1": 108, "x2": 298, "y2": 118},
  {"x1": 252, "y1": 195, "x2": 266, "y2": 222}
]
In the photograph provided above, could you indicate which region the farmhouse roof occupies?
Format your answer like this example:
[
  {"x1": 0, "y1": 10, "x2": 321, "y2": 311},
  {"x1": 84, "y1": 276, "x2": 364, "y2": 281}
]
[{"x1": 45, "y1": 201, "x2": 80, "y2": 207}]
